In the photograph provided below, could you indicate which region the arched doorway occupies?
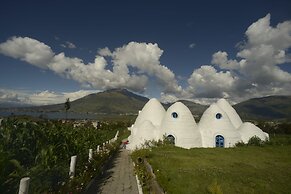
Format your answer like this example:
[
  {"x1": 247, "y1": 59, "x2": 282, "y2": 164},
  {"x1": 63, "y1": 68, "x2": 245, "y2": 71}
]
[
  {"x1": 215, "y1": 135, "x2": 224, "y2": 147},
  {"x1": 166, "y1": 135, "x2": 175, "y2": 145}
]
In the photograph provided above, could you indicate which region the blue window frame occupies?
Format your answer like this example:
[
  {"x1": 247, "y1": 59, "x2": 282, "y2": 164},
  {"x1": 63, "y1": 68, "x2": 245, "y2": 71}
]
[
  {"x1": 216, "y1": 113, "x2": 222, "y2": 119},
  {"x1": 172, "y1": 112, "x2": 178, "y2": 118},
  {"x1": 215, "y1": 135, "x2": 224, "y2": 147}
]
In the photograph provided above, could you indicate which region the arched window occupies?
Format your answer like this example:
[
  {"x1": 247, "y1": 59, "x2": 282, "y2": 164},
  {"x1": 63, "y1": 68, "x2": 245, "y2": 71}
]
[
  {"x1": 172, "y1": 112, "x2": 178, "y2": 118},
  {"x1": 215, "y1": 135, "x2": 224, "y2": 147},
  {"x1": 166, "y1": 135, "x2": 175, "y2": 145},
  {"x1": 216, "y1": 113, "x2": 222, "y2": 119}
]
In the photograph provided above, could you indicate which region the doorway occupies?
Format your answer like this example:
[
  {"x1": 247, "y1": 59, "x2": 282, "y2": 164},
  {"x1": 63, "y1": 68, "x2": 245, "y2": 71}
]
[
  {"x1": 166, "y1": 135, "x2": 175, "y2": 145},
  {"x1": 215, "y1": 135, "x2": 224, "y2": 147}
]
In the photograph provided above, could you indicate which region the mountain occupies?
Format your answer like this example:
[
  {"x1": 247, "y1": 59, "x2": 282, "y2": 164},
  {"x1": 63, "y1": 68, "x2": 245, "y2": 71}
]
[
  {"x1": 0, "y1": 89, "x2": 149, "y2": 115},
  {"x1": 69, "y1": 89, "x2": 148, "y2": 114},
  {"x1": 234, "y1": 96, "x2": 291, "y2": 120},
  {"x1": 1, "y1": 89, "x2": 290, "y2": 120}
]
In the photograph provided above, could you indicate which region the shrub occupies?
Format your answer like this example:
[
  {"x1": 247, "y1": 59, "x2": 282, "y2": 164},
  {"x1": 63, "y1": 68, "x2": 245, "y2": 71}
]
[
  {"x1": 247, "y1": 136, "x2": 264, "y2": 146},
  {"x1": 235, "y1": 141, "x2": 246, "y2": 147}
]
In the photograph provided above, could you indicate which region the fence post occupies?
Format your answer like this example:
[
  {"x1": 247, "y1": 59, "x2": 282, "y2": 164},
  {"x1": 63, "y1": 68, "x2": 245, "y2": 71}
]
[
  {"x1": 89, "y1": 149, "x2": 93, "y2": 161},
  {"x1": 18, "y1": 177, "x2": 30, "y2": 194},
  {"x1": 69, "y1": 155, "x2": 77, "y2": 178},
  {"x1": 114, "y1": 130, "x2": 119, "y2": 141},
  {"x1": 97, "y1": 145, "x2": 100, "y2": 153}
]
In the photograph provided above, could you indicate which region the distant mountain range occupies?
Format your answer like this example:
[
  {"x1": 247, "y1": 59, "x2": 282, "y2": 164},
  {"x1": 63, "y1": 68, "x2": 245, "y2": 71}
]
[
  {"x1": 233, "y1": 96, "x2": 291, "y2": 120},
  {"x1": 0, "y1": 89, "x2": 290, "y2": 120}
]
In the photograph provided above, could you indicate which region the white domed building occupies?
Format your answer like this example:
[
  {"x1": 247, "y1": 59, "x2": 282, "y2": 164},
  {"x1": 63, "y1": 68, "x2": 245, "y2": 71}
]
[
  {"x1": 199, "y1": 103, "x2": 241, "y2": 148},
  {"x1": 127, "y1": 98, "x2": 166, "y2": 150},
  {"x1": 127, "y1": 98, "x2": 269, "y2": 150},
  {"x1": 160, "y1": 102, "x2": 202, "y2": 149}
]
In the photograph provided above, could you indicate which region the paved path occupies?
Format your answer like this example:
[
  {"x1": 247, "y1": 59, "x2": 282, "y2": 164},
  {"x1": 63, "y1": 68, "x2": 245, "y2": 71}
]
[{"x1": 85, "y1": 149, "x2": 139, "y2": 194}]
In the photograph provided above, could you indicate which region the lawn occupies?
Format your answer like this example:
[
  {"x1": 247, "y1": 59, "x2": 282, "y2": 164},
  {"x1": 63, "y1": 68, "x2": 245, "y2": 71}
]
[{"x1": 132, "y1": 136, "x2": 291, "y2": 194}]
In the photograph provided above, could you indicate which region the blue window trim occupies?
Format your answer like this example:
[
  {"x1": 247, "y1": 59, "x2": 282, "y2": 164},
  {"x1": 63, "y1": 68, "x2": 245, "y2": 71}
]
[{"x1": 172, "y1": 112, "x2": 178, "y2": 118}]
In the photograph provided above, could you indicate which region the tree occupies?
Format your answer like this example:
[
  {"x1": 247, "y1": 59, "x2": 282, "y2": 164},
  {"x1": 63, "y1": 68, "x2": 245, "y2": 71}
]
[{"x1": 64, "y1": 98, "x2": 71, "y2": 120}]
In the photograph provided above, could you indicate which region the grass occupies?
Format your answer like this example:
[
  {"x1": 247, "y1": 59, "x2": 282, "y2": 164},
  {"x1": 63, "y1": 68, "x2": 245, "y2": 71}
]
[{"x1": 132, "y1": 135, "x2": 291, "y2": 194}]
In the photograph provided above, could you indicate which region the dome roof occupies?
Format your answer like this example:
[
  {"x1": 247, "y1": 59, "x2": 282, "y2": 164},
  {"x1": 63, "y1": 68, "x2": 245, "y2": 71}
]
[
  {"x1": 216, "y1": 98, "x2": 243, "y2": 129},
  {"x1": 199, "y1": 103, "x2": 241, "y2": 147},
  {"x1": 238, "y1": 122, "x2": 269, "y2": 143},
  {"x1": 134, "y1": 98, "x2": 166, "y2": 127},
  {"x1": 161, "y1": 102, "x2": 201, "y2": 148},
  {"x1": 199, "y1": 103, "x2": 236, "y2": 132},
  {"x1": 127, "y1": 120, "x2": 157, "y2": 150}
]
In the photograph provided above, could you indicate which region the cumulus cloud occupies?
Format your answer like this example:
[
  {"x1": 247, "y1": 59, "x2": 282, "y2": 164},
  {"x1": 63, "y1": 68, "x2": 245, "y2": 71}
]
[
  {"x1": 0, "y1": 38, "x2": 181, "y2": 95},
  {"x1": 206, "y1": 13, "x2": 291, "y2": 102},
  {"x1": 98, "y1": 47, "x2": 112, "y2": 56},
  {"x1": 211, "y1": 51, "x2": 241, "y2": 70},
  {"x1": 111, "y1": 42, "x2": 182, "y2": 94},
  {"x1": 1, "y1": 14, "x2": 291, "y2": 104},
  {"x1": 0, "y1": 36, "x2": 54, "y2": 68},
  {"x1": 0, "y1": 89, "x2": 20, "y2": 103},
  {"x1": 186, "y1": 65, "x2": 238, "y2": 98}
]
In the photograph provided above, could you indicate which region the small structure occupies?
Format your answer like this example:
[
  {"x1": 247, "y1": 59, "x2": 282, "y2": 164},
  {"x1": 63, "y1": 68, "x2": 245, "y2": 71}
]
[{"x1": 127, "y1": 98, "x2": 269, "y2": 150}]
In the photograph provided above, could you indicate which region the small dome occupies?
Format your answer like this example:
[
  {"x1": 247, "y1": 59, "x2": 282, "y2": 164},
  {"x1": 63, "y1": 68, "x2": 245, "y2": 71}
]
[
  {"x1": 238, "y1": 122, "x2": 269, "y2": 143},
  {"x1": 127, "y1": 120, "x2": 157, "y2": 150}
]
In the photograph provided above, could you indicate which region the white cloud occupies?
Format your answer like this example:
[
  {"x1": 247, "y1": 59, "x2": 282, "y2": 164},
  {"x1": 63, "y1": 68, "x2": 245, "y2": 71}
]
[
  {"x1": 186, "y1": 65, "x2": 238, "y2": 98},
  {"x1": 189, "y1": 43, "x2": 196, "y2": 48},
  {"x1": 28, "y1": 90, "x2": 99, "y2": 105},
  {"x1": 0, "y1": 89, "x2": 20, "y2": 103},
  {"x1": 1, "y1": 14, "x2": 291, "y2": 104},
  {"x1": 111, "y1": 42, "x2": 182, "y2": 94},
  {"x1": 208, "y1": 14, "x2": 291, "y2": 102},
  {"x1": 160, "y1": 92, "x2": 179, "y2": 103},
  {"x1": 98, "y1": 47, "x2": 112, "y2": 56},
  {"x1": 211, "y1": 51, "x2": 241, "y2": 70},
  {"x1": 0, "y1": 36, "x2": 54, "y2": 68},
  {"x1": 60, "y1": 41, "x2": 77, "y2": 49}
]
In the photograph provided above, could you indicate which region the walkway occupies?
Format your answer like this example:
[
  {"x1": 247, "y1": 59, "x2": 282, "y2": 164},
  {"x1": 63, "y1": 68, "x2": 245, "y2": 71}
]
[{"x1": 85, "y1": 149, "x2": 139, "y2": 194}]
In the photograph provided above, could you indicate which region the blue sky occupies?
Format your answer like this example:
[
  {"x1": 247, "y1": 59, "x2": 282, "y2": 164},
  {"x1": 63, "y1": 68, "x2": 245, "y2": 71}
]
[{"x1": 0, "y1": 0, "x2": 291, "y2": 105}]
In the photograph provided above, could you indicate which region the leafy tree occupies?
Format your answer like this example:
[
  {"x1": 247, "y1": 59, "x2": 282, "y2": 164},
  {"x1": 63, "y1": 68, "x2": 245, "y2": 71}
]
[{"x1": 64, "y1": 98, "x2": 71, "y2": 120}]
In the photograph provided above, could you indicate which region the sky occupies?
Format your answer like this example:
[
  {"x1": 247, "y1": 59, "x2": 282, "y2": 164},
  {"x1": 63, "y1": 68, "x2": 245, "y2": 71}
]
[{"x1": 0, "y1": 0, "x2": 291, "y2": 106}]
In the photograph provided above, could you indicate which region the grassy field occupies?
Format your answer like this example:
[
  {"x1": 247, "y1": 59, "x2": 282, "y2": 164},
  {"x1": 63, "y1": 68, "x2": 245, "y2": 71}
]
[{"x1": 132, "y1": 135, "x2": 291, "y2": 194}]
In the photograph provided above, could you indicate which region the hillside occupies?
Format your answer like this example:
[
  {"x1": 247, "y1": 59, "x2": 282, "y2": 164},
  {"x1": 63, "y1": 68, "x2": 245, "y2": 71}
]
[
  {"x1": 234, "y1": 96, "x2": 291, "y2": 120},
  {"x1": 70, "y1": 89, "x2": 148, "y2": 114},
  {"x1": 1, "y1": 90, "x2": 291, "y2": 120},
  {"x1": 1, "y1": 89, "x2": 149, "y2": 115}
]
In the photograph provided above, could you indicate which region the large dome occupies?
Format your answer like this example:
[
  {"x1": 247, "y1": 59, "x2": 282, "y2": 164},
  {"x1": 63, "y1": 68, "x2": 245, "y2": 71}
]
[
  {"x1": 216, "y1": 99, "x2": 243, "y2": 129},
  {"x1": 161, "y1": 102, "x2": 201, "y2": 148},
  {"x1": 134, "y1": 98, "x2": 166, "y2": 128},
  {"x1": 199, "y1": 103, "x2": 241, "y2": 147}
]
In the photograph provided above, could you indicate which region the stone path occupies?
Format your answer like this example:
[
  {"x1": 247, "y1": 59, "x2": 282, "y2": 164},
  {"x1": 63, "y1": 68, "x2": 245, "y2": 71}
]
[{"x1": 85, "y1": 149, "x2": 139, "y2": 194}]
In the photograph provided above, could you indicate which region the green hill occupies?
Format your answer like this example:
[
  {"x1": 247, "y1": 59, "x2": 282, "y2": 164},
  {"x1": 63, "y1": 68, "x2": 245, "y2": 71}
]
[
  {"x1": 70, "y1": 88, "x2": 148, "y2": 114},
  {"x1": 1, "y1": 89, "x2": 290, "y2": 121},
  {"x1": 234, "y1": 96, "x2": 291, "y2": 120}
]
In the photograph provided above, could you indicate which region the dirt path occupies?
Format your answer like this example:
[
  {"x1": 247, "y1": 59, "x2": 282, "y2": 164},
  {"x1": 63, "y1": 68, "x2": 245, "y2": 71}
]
[{"x1": 85, "y1": 149, "x2": 139, "y2": 194}]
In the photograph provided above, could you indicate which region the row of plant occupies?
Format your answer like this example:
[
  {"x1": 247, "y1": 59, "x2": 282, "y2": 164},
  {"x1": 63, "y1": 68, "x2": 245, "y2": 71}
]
[
  {"x1": 131, "y1": 135, "x2": 291, "y2": 194},
  {"x1": 0, "y1": 117, "x2": 129, "y2": 193}
]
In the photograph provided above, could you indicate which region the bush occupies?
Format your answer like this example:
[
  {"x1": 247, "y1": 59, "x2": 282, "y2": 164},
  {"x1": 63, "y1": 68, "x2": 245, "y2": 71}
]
[
  {"x1": 235, "y1": 141, "x2": 246, "y2": 147},
  {"x1": 247, "y1": 136, "x2": 264, "y2": 146}
]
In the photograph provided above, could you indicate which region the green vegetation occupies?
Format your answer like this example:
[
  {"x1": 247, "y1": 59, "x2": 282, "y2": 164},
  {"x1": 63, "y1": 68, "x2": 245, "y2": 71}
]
[
  {"x1": 132, "y1": 135, "x2": 291, "y2": 194},
  {"x1": 0, "y1": 117, "x2": 129, "y2": 193},
  {"x1": 234, "y1": 95, "x2": 291, "y2": 120}
]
